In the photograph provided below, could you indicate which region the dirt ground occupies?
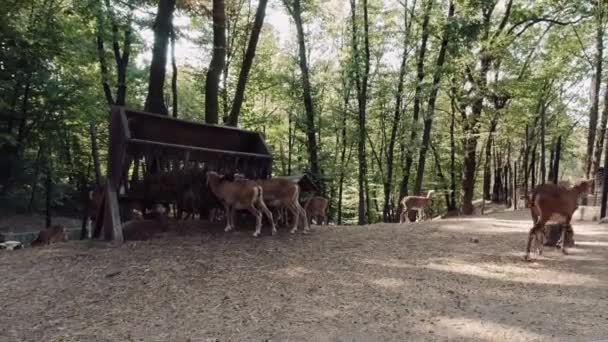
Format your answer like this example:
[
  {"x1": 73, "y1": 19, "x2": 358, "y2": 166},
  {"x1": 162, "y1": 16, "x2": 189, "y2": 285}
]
[{"x1": 1, "y1": 210, "x2": 607, "y2": 342}]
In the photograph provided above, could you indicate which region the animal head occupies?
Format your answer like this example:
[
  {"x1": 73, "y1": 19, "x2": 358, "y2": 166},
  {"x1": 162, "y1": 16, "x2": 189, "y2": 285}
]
[
  {"x1": 573, "y1": 179, "x2": 593, "y2": 195},
  {"x1": 205, "y1": 171, "x2": 220, "y2": 186},
  {"x1": 426, "y1": 190, "x2": 435, "y2": 198}
]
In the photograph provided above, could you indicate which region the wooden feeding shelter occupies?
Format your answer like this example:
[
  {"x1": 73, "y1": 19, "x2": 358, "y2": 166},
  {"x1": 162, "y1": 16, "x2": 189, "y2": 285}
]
[
  {"x1": 94, "y1": 106, "x2": 272, "y2": 242},
  {"x1": 275, "y1": 174, "x2": 319, "y2": 198}
]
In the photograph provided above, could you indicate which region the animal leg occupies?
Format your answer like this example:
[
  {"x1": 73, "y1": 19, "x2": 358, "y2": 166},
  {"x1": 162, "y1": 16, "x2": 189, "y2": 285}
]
[
  {"x1": 536, "y1": 228, "x2": 544, "y2": 255},
  {"x1": 525, "y1": 216, "x2": 547, "y2": 261},
  {"x1": 224, "y1": 205, "x2": 233, "y2": 232},
  {"x1": 561, "y1": 215, "x2": 573, "y2": 255},
  {"x1": 257, "y1": 200, "x2": 276, "y2": 235},
  {"x1": 297, "y1": 202, "x2": 310, "y2": 232},
  {"x1": 248, "y1": 206, "x2": 262, "y2": 237},
  {"x1": 287, "y1": 203, "x2": 300, "y2": 234},
  {"x1": 399, "y1": 209, "x2": 407, "y2": 224}
]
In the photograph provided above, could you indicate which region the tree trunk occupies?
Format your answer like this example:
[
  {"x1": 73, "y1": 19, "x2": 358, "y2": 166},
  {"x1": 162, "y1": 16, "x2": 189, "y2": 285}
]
[
  {"x1": 484, "y1": 120, "x2": 498, "y2": 201},
  {"x1": 171, "y1": 24, "x2": 178, "y2": 118},
  {"x1": 601, "y1": 131, "x2": 608, "y2": 218},
  {"x1": 513, "y1": 162, "x2": 518, "y2": 210},
  {"x1": 449, "y1": 93, "x2": 457, "y2": 210},
  {"x1": 552, "y1": 135, "x2": 561, "y2": 184},
  {"x1": 383, "y1": 0, "x2": 414, "y2": 222},
  {"x1": 115, "y1": 14, "x2": 132, "y2": 106},
  {"x1": 586, "y1": 8, "x2": 604, "y2": 179},
  {"x1": 460, "y1": 55, "x2": 490, "y2": 215},
  {"x1": 350, "y1": 0, "x2": 371, "y2": 224},
  {"x1": 400, "y1": 0, "x2": 433, "y2": 199},
  {"x1": 287, "y1": 0, "x2": 321, "y2": 187},
  {"x1": 204, "y1": 0, "x2": 226, "y2": 123},
  {"x1": 540, "y1": 102, "x2": 546, "y2": 184},
  {"x1": 431, "y1": 143, "x2": 451, "y2": 212},
  {"x1": 45, "y1": 158, "x2": 53, "y2": 228},
  {"x1": 96, "y1": 33, "x2": 114, "y2": 105},
  {"x1": 144, "y1": 0, "x2": 176, "y2": 115},
  {"x1": 592, "y1": 81, "x2": 608, "y2": 188},
  {"x1": 27, "y1": 145, "x2": 43, "y2": 213},
  {"x1": 227, "y1": 0, "x2": 269, "y2": 126},
  {"x1": 413, "y1": 0, "x2": 454, "y2": 195},
  {"x1": 90, "y1": 123, "x2": 102, "y2": 186}
]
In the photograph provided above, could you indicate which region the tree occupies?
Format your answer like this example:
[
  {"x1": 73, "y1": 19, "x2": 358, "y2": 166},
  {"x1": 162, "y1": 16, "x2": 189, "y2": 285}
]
[
  {"x1": 382, "y1": 0, "x2": 415, "y2": 222},
  {"x1": 227, "y1": 0, "x2": 269, "y2": 126},
  {"x1": 284, "y1": 0, "x2": 321, "y2": 189},
  {"x1": 400, "y1": 0, "x2": 432, "y2": 200},
  {"x1": 412, "y1": 0, "x2": 455, "y2": 195},
  {"x1": 205, "y1": 0, "x2": 227, "y2": 124},
  {"x1": 144, "y1": 0, "x2": 176, "y2": 115}
]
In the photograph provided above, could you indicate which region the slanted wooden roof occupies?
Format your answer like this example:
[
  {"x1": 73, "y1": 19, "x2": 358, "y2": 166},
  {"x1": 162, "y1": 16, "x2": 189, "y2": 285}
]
[
  {"x1": 274, "y1": 174, "x2": 319, "y2": 194},
  {"x1": 117, "y1": 107, "x2": 272, "y2": 179}
]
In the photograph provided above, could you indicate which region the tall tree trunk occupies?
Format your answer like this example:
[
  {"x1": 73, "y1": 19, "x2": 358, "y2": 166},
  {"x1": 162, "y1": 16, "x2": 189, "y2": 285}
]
[
  {"x1": 171, "y1": 24, "x2": 178, "y2": 118},
  {"x1": 90, "y1": 123, "x2": 102, "y2": 186},
  {"x1": 449, "y1": 92, "x2": 457, "y2": 210},
  {"x1": 400, "y1": 0, "x2": 432, "y2": 199},
  {"x1": 115, "y1": 13, "x2": 132, "y2": 106},
  {"x1": 431, "y1": 143, "x2": 451, "y2": 212},
  {"x1": 350, "y1": 0, "x2": 371, "y2": 224},
  {"x1": 413, "y1": 0, "x2": 454, "y2": 195},
  {"x1": 552, "y1": 135, "x2": 561, "y2": 184},
  {"x1": 45, "y1": 157, "x2": 53, "y2": 228},
  {"x1": 483, "y1": 121, "x2": 497, "y2": 201},
  {"x1": 601, "y1": 131, "x2": 608, "y2": 218},
  {"x1": 27, "y1": 145, "x2": 43, "y2": 213},
  {"x1": 513, "y1": 162, "x2": 518, "y2": 209},
  {"x1": 96, "y1": 33, "x2": 114, "y2": 105},
  {"x1": 592, "y1": 81, "x2": 608, "y2": 186},
  {"x1": 228, "y1": 0, "x2": 269, "y2": 126},
  {"x1": 540, "y1": 102, "x2": 547, "y2": 184},
  {"x1": 383, "y1": 0, "x2": 414, "y2": 222},
  {"x1": 284, "y1": 0, "x2": 320, "y2": 187},
  {"x1": 144, "y1": 0, "x2": 176, "y2": 115},
  {"x1": 460, "y1": 55, "x2": 490, "y2": 215},
  {"x1": 586, "y1": 6, "x2": 604, "y2": 179},
  {"x1": 205, "y1": 0, "x2": 226, "y2": 124}
]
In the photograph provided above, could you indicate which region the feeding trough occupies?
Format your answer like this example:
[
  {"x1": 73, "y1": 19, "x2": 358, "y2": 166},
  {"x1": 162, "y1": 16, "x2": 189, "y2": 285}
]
[{"x1": 93, "y1": 106, "x2": 272, "y2": 242}]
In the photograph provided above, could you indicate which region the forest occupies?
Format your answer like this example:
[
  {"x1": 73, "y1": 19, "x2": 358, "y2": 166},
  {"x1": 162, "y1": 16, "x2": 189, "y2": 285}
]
[{"x1": 1, "y1": 0, "x2": 605, "y2": 225}]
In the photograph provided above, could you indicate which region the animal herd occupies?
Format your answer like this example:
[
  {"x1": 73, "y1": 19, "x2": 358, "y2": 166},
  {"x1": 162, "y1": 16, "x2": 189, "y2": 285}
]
[
  {"x1": 33, "y1": 164, "x2": 596, "y2": 262},
  {"x1": 88, "y1": 166, "x2": 329, "y2": 238}
]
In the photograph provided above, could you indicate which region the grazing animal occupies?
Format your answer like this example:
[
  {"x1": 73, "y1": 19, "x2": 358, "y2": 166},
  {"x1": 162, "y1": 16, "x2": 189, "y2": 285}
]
[
  {"x1": 304, "y1": 196, "x2": 329, "y2": 225},
  {"x1": 31, "y1": 225, "x2": 67, "y2": 247},
  {"x1": 206, "y1": 171, "x2": 276, "y2": 237},
  {"x1": 524, "y1": 180, "x2": 591, "y2": 261},
  {"x1": 235, "y1": 174, "x2": 309, "y2": 233},
  {"x1": 399, "y1": 190, "x2": 434, "y2": 223},
  {"x1": 122, "y1": 205, "x2": 169, "y2": 241}
]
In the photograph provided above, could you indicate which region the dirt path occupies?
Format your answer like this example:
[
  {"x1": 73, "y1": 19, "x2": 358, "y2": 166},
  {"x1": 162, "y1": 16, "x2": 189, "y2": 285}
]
[{"x1": 1, "y1": 211, "x2": 607, "y2": 341}]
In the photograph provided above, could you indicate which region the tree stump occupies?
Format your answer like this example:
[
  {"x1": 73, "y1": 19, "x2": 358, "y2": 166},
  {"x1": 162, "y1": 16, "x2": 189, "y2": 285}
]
[{"x1": 544, "y1": 224, "x2": 574, "y2": 247}]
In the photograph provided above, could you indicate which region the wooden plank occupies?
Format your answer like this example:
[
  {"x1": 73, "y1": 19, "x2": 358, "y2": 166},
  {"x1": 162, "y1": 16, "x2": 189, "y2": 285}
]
[
  {"x1": 103, "y1": 182, "x2": 124, "y2": 242},
  {"x1": 128, "y1": 138, "x2": 273, "y2": 159},
  {"x1": 119, "y1": 107, "x2": 132, "y2": 140},
  {"x1": 123, "y1": 107, "x2": 262, "y2": 135}
]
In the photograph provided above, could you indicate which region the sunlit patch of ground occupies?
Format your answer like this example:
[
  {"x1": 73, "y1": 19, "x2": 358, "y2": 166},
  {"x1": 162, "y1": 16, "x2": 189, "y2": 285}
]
[{"x1": 1, "y1": 210, "x2": 607, "y2": 341}]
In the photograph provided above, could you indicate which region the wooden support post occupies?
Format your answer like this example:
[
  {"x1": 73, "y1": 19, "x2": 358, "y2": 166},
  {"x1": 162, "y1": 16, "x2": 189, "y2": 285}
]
[{"x1": 103, "y1": 182, "x2": 124, "y2": 242}]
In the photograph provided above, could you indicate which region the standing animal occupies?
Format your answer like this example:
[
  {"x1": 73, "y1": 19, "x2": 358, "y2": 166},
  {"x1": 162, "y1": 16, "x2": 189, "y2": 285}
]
[
  {"x1": 31, "y1": 224, "x2": 67, "y2": 247},
  {"x1": 206, "y1": 171, "x2": 276, "y2": 237},
  {"x1": 399, "y1": 190, "x2": 434, "y2": 223},
  {"x1": 524, "y1": 180, "x2": 591, "y2": 261},
  {"x1": 234, "y1": 174, "x2": 309, "y2": 233},
  {"x1": 304, "y1": 196, "x2": 329, "y2": 225}
]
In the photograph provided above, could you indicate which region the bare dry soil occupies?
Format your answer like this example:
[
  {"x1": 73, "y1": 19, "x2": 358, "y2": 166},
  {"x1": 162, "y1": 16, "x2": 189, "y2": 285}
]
[{"x1": 1, "y1": 211, "x2": 607, "y2": 342}]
